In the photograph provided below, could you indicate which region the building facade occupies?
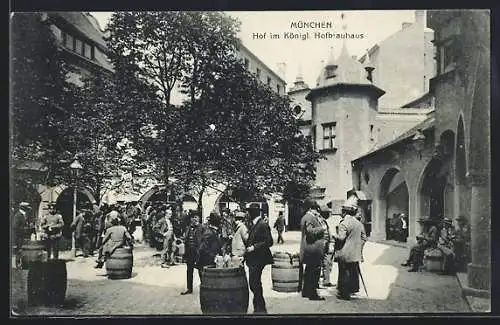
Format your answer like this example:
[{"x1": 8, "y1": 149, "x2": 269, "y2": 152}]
[
  {"x1": 351, "y1": 9, "x2": 490, "y2": 297},
  {"x1": 358, "y1": 10, "x2": 436, "y2": 109}
]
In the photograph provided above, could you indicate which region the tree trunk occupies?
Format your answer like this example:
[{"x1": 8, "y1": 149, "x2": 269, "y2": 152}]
[{"x1": 197, "y1": 183, "x2": 206, "y2": 221}]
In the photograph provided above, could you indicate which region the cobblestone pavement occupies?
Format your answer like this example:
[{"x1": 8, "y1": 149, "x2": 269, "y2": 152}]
[{"x1": 12, "y1": 231, "x2": 471, "y2": 316}]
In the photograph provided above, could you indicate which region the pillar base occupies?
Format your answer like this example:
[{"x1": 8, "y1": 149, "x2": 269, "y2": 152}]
[
  {"x1": 467, "y1": 263, "x2": 490, "y2": 291},
  {"x1": 368, "y1": 231, "x2": 386, "y2": 242}
]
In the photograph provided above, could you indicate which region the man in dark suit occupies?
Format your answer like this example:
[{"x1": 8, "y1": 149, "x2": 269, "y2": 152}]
[
  {"x1": 300, "y1": 200, "x2": 328, "y2": 300},
  {"x1": 180, "y1": 211, "x2": 203, "y2": 295},
  {"x1": 12, "y1": 202, "x2": 31, "y2": 268},
  {"x1": 332, "y1": 196, "x2": 367, "y2": 300},
  {"x1": 245, "y1": 203, "x2": 273, "y2": 314}
]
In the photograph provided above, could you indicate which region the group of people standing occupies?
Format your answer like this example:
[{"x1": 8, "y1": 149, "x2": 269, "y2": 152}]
[
  {"x1": 299, "y1": 196, "x2": 367, "y2": 301},
  {"x1": 180, "y1": 203, "x2": 274, "y2": 314}
]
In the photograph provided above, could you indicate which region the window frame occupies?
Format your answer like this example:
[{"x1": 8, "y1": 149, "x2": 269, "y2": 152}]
[{"x1": 321, "y1": 122, "x2": 337, "y2": 151}]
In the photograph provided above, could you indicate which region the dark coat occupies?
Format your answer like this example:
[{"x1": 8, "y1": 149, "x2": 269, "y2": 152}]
[
  {"x1": 245, "y1": 218, "x2": 273, "y2": 267},
  {"x1": 334, "y1": 215, "x2": 367, "y2": 263},
  {"x1": 12, "y1": 210, "x2": 27, "y2": 245},
  {"x1": 195, "y1": 225, "x2": 222, "y2": 270},
  {"x1": 273, "y1": 215, "x2": 286, "y2": 232},
  {"x1": 40, "y1": 213, "x2": 64, "y2": 239},
  {"x1": 300, "y1": 211, "x2": 328, "y2": 266},
  {"x1": 184, "y1": 223, "x2": 203, "y2": 262}
]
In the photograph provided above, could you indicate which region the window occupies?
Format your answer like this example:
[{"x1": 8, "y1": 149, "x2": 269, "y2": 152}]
[
  {"x1": 256, "y1": 68, "x2": 261, "y2": 79},
  {"x1": 322, "y1": 122, "x2": 337, "y2": 150},
  {"x1": 438, "y1": 38, "x2": 457, "y2": 74},
  {"x1": 63, "y1": 32, "x2": 74, "y2": 50},
  {"x1": 75, "y1": 39, "x2": 83, "y2": 55},
  {"x1": 83, "y1": 43, "x2": 92, "y2": 59},
  {"x1": 325, "y1": 65, "x2": 337, "y2": 79},
  {"x1": 244, "y1": 58, "x2": 250, "y2": 69},
  {"x1": 61, "y1": 32, "x2": 95, "y2": 60},
  {"x1": 267, "y1": 76, "x2": 272, "y2": 86},
  {"x1": 276, "y1": 84, "x2": 281, "y2": 94},
  {"x1": 369, "y1": 124, "x2": 374, "y2": 141}
]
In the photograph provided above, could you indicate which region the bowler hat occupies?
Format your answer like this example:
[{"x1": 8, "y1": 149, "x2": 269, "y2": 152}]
[
  {"x1": 319, "y1": 204, "x2": 331, "y2": 213},
  {"x1": 441, "y1": 217, "x2": 453, "y2": 225},
  {"x1": 234, "y1": 211, "x2": 246, "y2": 220}
]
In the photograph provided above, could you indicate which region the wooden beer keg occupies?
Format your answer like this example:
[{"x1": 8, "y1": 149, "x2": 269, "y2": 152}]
[
  {"x1": 199, "y1": 266, "x2": 249, "y2": 314},
  {"x1": 106, "y1": 247, "x2": 133, "y2": 279},
  {"x1": 271, "y1": 251, "x2": 300, "y2": 292},
  {"x1": 21, "y1": 241, "x2": 48, "y2": 270},
  {"x1": 27, "y1": 260, "x2": 67, "y2": 306}
]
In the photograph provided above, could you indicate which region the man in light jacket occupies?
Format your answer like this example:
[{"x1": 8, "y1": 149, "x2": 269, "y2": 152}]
[{"x1": 332, "y1": 196, "x2": 367, "y2": 300}]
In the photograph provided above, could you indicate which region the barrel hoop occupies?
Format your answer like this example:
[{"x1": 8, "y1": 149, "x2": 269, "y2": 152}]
[
  {"x1": 200, "y1": 286, "x2": 248, "y2": 291},
  {"x1": 108, "y1": 256, "x2": 134, "y2": 260},
  {"x1": 272, "y1": 279, "x2": 299, "y2": 283},
  {"x1": 272, "y1": 265, "x2": 299, "y2": 269}
]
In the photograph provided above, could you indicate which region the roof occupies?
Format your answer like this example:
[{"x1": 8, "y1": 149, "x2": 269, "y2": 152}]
[
  {"x1": 316, "y1": 43, "x2": 372, "y2": 88},
  {"x1": 237, "y1": 40, "x2": 286, "y2": 85},
  {"x1": 353, "y1": 113, "x2": 436, "y2": 163},
  {"x1": 401, "y1": 91, "x2": 433, "y2": 108},
  {"x1": 50, "y1": 12, "x2": 108, "y2": 51}
]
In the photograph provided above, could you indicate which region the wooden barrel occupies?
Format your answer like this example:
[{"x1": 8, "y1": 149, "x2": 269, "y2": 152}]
[
  {"x1": 424, "y1": 248, "x2": 445, "y2": 272},
  {"x1": 21, "y1": 241, "x2": 48, "y2": 270},
  {"x1": 199, "y1": 266, "x2": 249, "y2": 314},
  {"x1": 106, "y1": 247, "x2": 133, "y2": 279},
  {"x1": 27, "y1": 260, "x2": 67, "y2": 306},
  {"x1": 271, "y1": 251, "x2": 300, "y2": 292}
]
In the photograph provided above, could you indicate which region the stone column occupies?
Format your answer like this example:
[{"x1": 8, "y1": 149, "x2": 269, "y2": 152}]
[
  {"x1": 406, "y1": 186, "x2": 419, "y2": 246},
  {"x1": 369, "y1": 198, "x2": 386, "y2": 241},
  {"x1": 466, "y1": 171, "x2": 490, "y2": 291}
]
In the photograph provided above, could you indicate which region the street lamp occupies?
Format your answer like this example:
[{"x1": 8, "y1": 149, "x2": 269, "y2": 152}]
[
  {"x1": 70, "y1": 158, "x2": 83, "y2": 257},
  {"x1": 411, "y1": 129, "x2": 426, "y2": 159}
]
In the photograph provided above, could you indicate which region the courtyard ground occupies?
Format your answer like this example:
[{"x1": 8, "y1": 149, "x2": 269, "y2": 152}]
[{"x1": 11, "y1": 231, "x2": 476, "y2": 316}]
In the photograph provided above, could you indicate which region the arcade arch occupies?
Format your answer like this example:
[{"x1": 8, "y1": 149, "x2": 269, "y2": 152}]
[{"x1": 378, "y1": 167, "x2": 409, "y2": 241}]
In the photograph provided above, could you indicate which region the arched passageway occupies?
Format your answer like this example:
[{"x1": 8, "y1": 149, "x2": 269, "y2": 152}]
[
  {"x1": 379, "y1": 168, "x2": 409, "y2": 242},
  {"x1": 418, "y1": 158, "x2": 447, "y2": 225},
  {"x1": 55, "y1": 187, "x2": 93, "y2": 250}
]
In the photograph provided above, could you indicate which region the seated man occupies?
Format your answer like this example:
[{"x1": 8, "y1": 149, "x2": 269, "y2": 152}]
[
  {"x1": 401, "y1": 218, "x2": 438, "y2": 272},
  {"x1": 437, "y1": 218, "x2": 457, "y2": 275}
]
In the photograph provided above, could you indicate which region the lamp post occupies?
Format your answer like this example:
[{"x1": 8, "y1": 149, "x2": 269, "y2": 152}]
[
  {"x1": 412, "y1": 129, "x2": 426, "y2": 159},
  {"x1": 70, "y1": 158, "x2": 83, "y2": 257}
]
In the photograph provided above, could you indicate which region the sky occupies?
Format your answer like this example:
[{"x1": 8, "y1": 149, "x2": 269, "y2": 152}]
[{"x1": 90, "y1": 10, "x2": 420, "y2": 91}]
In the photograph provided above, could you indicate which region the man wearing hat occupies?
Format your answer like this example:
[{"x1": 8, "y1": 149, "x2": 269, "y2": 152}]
[
  {"x1": 40, "y1": 203, "x2": 64, "y2": 260},
  {"x1": 299, "y1": 200, "x2": 327, "y2": 300},
  {"x1": 231, "y1": 210, "x2": 249, "y2": 258},
  {"x1": 332, "y1": 195, "x2": 367, "y2": 300},
  {"x1": 180, "y1": 211, "x2": 203, "y2": 295},
  {"x1": 437, "y1": 217, "x2": 457, "y2": 274},
  {"x1": 401, "y1": 217, "x2": 439, "y2": 272},
  {"x1": 244, "y1": 203, "x2": 273, "y2": 313},
  {"x1": 320, "y1": 204, "x2": 342, "y2": 287},
  {"x1": 12, "y1": 202, "x2": 31, "y2": 268},
  {"x1": 273, "y1": 211, "x2": 286, "y2": 244}
]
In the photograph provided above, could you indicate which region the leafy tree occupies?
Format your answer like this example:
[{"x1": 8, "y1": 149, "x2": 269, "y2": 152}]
[{"x1": 10, "y1": 12, "x2": 78, "y2": 185}]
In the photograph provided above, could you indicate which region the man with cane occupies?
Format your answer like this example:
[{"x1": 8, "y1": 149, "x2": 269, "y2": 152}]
[{"x1": 332, "y1": 195, "x2": 367, "y2": 300}]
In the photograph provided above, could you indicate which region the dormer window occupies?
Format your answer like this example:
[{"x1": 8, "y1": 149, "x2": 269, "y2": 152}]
[{"x1": 325, "y1": 65, "x2": 337, "y2": 79}]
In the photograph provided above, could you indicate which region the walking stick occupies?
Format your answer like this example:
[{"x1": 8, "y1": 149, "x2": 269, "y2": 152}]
[{"x1": 357, "y1": 263, "x2": 368, "y2": 297}]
